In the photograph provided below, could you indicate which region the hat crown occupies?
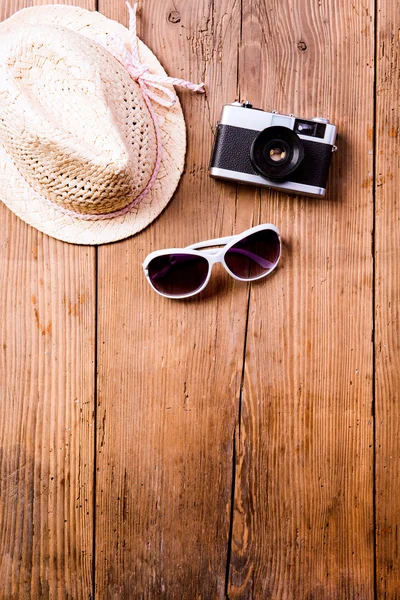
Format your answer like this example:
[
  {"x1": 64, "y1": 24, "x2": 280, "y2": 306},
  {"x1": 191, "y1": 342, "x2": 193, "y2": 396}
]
[{"x1": 0, "y1": 25, "x2": 157, "y2": 216}]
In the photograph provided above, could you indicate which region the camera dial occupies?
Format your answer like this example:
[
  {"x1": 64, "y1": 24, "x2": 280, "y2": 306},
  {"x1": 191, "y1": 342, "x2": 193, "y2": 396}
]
[
  {"x1": 250, "y1": 126, "x2": 304, "y2": 181},
  {"x1": 231, "y1": 101, "x2": 253, "y2": 108}
]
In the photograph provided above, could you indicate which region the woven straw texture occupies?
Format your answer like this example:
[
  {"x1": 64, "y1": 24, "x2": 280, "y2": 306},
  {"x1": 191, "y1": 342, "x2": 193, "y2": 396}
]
[{"x1": 0, "y1": 5, "x2": 186, "y2": 245}]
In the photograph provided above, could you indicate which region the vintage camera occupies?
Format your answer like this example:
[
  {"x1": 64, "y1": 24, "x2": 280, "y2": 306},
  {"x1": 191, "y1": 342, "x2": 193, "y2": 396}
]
[{"x1": 209, "y1": 101, "x2": 337, "y2": 197}]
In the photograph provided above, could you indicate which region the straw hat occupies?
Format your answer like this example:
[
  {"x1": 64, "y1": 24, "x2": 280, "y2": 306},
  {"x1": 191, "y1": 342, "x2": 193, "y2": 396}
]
[{"x1": 0, "y1": 4, "x2": 203, "y2": 244}]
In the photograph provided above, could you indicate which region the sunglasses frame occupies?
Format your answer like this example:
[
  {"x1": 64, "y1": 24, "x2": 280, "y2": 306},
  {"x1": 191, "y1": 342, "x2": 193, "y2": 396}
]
[{"x1": 143, "y1": 223, "x2": 281, "y2": 299}]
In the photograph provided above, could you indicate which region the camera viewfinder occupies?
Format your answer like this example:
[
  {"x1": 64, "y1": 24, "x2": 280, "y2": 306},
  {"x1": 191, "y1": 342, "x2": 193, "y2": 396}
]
[
  {"x1": 294, "y1": 119, "x2": 327, "y2": 139},
  {"x1": 294, "y1": 120, "x2": 317, "y2": 136}
]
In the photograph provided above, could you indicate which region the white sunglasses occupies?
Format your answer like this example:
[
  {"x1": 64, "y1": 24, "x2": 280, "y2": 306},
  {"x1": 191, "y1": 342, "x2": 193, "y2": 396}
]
[{"x1": 143, "y1": 224, "x2": 281, "y2": 299}]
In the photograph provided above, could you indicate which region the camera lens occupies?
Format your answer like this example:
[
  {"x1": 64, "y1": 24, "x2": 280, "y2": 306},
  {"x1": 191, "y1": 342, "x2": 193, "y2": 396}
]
[
  {"x1": 269, "y1": 146, "x2": 287, "y2": 162},
  {"x1": 250, "y1": 126, "x2": 304, "y2": 181}
]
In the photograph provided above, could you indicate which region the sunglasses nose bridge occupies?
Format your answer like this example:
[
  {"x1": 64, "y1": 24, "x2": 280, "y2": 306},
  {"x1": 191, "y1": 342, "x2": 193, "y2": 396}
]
[{"x1": 206, "y1": 251, "x2": 224, "y2": 266}]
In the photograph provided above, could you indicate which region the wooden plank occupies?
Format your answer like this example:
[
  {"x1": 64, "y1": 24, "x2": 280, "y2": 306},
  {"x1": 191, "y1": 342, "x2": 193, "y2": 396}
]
[
  {"x1": 375, "y1": 1, "x2": 400, "y2": 597},
  {"x1": 0, "y1": 1, "x2": 96, "y2": 598},
  {"x1": 95, "y1": 0, "x2": 254, "y2": 597},
  {"x1": 228, "y1": 1, "x2": 375, "y2": 597}
]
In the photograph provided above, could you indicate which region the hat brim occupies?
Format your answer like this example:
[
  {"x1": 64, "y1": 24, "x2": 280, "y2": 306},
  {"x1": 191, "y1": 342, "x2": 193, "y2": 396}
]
[{"x1": 0, "y1": 5, "x2": 186, "y2": 245}]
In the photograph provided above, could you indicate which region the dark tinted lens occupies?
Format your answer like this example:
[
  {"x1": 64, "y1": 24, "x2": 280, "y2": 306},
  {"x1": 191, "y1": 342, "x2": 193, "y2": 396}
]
[
  {"x1": 224, "y1": 229, "x2": 280, "y2": 280},
  {"x1": 148, "y1": 253, "x2": 209, "y2": 296}
]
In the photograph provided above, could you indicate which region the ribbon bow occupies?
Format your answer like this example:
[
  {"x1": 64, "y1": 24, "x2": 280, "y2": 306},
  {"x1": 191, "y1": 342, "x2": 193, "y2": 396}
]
[{"x1": 108, "y1": 2, "x2": 205, "y2": 108}]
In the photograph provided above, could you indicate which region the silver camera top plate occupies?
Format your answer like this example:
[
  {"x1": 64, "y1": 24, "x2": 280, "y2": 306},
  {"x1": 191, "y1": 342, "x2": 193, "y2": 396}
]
[{"x1": 220, "y1": 103, "x2": 337, "y2": 147}]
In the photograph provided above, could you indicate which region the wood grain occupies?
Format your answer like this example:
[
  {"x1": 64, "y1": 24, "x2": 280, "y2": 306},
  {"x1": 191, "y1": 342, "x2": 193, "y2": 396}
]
[
  {"x1": 375, "y1": 1, "x2": 400, "y2": 597},
  {"x1": 0, "y1": 1, "x2": 96, "y2": 599},
  {"x1": 95, "y1": 0, "x2": 255, "y2": 597},
  {"x1": 228, "y1": 1, "x2": 375, "y2": 597},
  {"x1": 2, "y1": 0, "x2": 400, "y2": 597}
]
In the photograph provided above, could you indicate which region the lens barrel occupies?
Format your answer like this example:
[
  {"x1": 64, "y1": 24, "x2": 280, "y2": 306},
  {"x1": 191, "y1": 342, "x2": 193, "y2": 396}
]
[{"x1": 250, "y1": 126, "x2": 304, "y2": 181}]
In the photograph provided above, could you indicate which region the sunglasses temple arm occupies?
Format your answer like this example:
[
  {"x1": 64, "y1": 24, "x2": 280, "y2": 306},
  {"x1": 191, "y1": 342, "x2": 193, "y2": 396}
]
[{"x1": 187, "y1": 234, "x2": 237, "y2": 250}]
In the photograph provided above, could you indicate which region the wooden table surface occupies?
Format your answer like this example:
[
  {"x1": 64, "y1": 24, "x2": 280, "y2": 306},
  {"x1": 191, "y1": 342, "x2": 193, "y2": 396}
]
[{"x1": 0, "y1": 0, "x2": 399, "y2": 598}]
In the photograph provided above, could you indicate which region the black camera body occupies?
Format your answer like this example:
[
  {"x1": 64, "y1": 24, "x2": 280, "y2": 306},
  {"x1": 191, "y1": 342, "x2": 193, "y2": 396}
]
[{"x1": 209, "y1": 102, "x2": 337, "y2": 197}]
